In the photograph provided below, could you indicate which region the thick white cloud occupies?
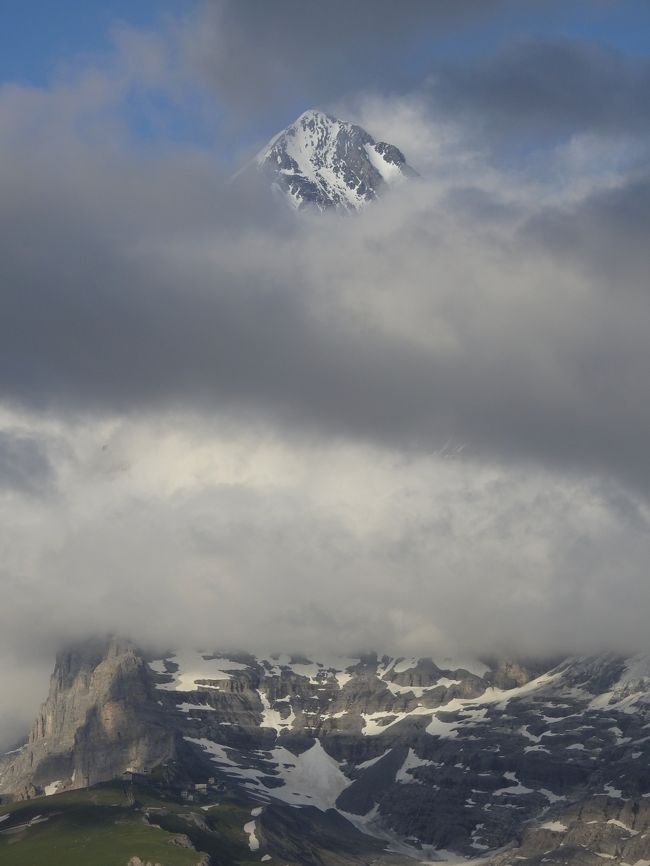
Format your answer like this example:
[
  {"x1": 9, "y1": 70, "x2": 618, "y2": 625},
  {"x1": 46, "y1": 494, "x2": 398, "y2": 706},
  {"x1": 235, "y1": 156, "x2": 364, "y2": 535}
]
[{"x1": 2, "y1": 403, "x2": 650, "y2": 750}]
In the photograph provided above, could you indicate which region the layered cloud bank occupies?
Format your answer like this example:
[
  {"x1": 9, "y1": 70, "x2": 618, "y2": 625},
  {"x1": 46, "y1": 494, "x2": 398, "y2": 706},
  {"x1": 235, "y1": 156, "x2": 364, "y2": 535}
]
[{"x1": 1, "y1": 0, "x2": 650, "y2": 746}]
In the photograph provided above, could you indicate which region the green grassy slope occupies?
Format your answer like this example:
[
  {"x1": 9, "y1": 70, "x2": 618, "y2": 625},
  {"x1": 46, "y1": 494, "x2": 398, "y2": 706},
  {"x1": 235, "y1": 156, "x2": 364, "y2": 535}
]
[{"x1": 0, "y1": 782, "x2": 263, "y2": 866}]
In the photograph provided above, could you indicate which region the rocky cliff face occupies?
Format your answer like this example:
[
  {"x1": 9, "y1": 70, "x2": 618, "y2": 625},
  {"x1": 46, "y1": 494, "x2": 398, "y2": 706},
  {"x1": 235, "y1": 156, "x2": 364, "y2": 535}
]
[
  {"x1": 253, "y1": 109, "x2": 416, "y2": 211},
  {"x1": 490, "y1": 794, "x2": 650, "y2": 866},
  {"x1": 0, "y1": 637, "x2": 174, "y2": 799},
  {"x1": 3, "y1": 643, "x2": 650, "y2": 866}
]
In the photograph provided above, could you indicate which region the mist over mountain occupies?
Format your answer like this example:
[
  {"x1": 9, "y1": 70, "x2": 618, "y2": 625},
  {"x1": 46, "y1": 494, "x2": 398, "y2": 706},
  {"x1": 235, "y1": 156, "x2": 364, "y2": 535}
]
[{"x1": 3, "y1": 77, "x2": 650, "y2": 750}]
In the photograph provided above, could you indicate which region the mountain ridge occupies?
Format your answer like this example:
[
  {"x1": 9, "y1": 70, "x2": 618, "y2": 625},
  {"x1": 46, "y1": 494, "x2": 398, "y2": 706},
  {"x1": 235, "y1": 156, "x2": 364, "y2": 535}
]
[{"x1": 3, "y1": 639, "x2": 650, "y2": 865}]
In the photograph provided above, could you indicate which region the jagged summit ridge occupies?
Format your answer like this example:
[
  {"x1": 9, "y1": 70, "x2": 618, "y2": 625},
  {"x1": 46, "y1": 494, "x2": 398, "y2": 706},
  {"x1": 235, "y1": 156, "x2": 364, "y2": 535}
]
[{"x1": 256, "y1": 108, "x2": 416, "y2": 211}]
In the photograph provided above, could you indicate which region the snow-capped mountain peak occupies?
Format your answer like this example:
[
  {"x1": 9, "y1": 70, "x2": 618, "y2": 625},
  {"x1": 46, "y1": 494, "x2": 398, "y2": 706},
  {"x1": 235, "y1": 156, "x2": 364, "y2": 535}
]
[{"x1": 255, "y1": 108, "x2": 416, "y2": 211}]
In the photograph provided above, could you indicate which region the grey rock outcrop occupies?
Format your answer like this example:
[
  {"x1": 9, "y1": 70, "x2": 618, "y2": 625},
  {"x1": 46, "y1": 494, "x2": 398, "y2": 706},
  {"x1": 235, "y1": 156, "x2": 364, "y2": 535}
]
[
  {"x1": 0, "y1": 637, "x2": 174, "y2": 798},
  {"x1": 488, "y1": 794, "x2": 650, "y2": 866}
]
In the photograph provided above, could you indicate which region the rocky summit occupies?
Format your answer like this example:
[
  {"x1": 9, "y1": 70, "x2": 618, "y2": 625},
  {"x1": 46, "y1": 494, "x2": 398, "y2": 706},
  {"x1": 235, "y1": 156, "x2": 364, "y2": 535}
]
[
  {"x1": 3, "y1": 639, "x2": 650, "y2": 866},
  {"x1": 253, "y1": 109, "x2": 416, "y2": 211}
]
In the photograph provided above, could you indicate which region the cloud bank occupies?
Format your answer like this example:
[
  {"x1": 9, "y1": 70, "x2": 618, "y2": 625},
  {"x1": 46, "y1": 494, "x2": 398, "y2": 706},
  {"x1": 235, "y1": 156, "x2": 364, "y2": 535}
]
[{"x1": 1, "y1": 1, "x2": 650, "y2": 747}]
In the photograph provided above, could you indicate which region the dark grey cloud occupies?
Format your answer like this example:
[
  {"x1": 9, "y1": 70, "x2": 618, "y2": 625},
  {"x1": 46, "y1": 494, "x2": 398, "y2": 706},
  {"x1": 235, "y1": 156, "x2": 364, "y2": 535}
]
[
  {"x1": 184, "y1": 11, "x2": 650, "y2": 152},
  {"x1": 525, "y1": 171, "x2": 650, "y2": 281},
  {"x1": 428, "y1": 40, "x2": 650, "y2": 145},
  {"x1": 182, "y1": 0, "x2": 510, "y2": 124}
]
